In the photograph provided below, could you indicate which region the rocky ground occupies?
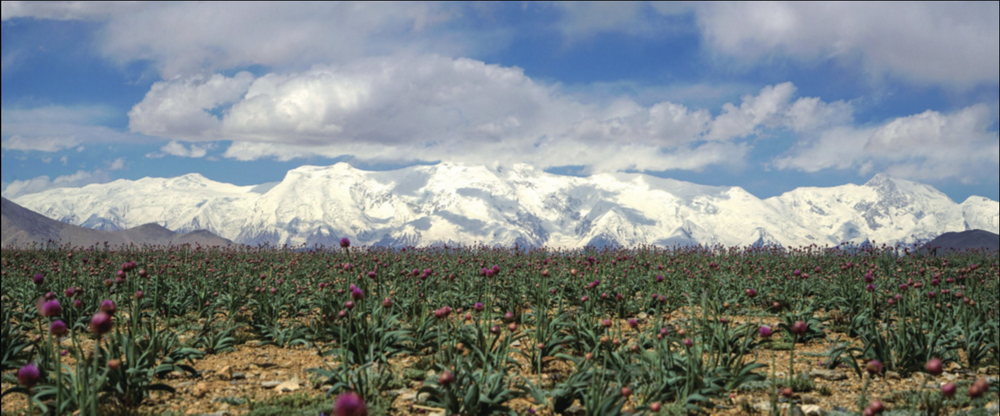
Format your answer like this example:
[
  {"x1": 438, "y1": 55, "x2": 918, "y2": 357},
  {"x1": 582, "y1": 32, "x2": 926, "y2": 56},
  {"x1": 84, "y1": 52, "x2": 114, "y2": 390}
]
[{"x1": 2, "y1": 314, "x2": 998, "y2": 416}]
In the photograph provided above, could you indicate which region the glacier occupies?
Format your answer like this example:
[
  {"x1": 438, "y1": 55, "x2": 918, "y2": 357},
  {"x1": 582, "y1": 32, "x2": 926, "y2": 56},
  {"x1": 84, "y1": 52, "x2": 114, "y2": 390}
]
[{"x1": 11, "y1": 163, "x2": 999, "y2": 249}]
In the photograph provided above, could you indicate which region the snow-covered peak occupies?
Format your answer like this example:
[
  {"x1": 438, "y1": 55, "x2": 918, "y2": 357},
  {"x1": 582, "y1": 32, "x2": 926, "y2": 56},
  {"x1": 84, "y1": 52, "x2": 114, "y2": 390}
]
[{"x1": 11, "y1": 167, "x2": 998, "y2": 248}]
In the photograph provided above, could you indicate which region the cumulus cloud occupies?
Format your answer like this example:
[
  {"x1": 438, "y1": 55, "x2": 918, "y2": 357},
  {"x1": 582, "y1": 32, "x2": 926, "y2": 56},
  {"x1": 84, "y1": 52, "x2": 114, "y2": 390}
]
[
  {"x1": 103, "y1": 3, "x2": 455, "y2": 77},
  {"x1": 1, "y1": 1, "x2": 141, "y2": 21},
  {"x1": 0, "y1": 169, "x2": 112, "y2": 199},
  {"x1": 694, "y1": 2, "x2": 999, "y2": 87},
  {"x1": 1, "y1": 106, "x2": 140, "y2": 152},
  {"x1": 146, "y1": 141, "x2": 210, "y2": 159},
  {"x1": 773, "y1": 105, "x2": 1000, "y2": 183},
  {"x1": 105, "y1": 157, "x2": 126, "y2": 171},
  {"x1": 128, "y1": 55, "x2": 858, "y2": 173}
]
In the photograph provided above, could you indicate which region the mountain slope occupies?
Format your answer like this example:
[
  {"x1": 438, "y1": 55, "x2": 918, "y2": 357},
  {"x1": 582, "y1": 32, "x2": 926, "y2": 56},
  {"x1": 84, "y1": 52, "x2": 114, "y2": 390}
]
[
  {"x1": 2, "y1": 197, "x2": 232, "y2": 248},
  {"x1": 922, "y1": 230, "x2": 1000, "y2": 253},
  {"x1": 10, "y1": 164, "x2": 1000, "y2": 248}
]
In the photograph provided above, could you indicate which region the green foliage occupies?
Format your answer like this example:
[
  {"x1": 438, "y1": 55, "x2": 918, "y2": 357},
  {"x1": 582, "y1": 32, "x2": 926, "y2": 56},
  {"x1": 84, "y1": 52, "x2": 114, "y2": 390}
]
[{"x1": 246, "y1": 392, "x2": 334, "y2": 416}]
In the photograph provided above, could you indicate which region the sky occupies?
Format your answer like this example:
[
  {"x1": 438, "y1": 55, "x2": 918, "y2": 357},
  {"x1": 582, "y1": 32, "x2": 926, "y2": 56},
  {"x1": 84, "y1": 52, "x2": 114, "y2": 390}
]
[{"x1": 2, "y1": 1, "x2": 999, "y2": 203}]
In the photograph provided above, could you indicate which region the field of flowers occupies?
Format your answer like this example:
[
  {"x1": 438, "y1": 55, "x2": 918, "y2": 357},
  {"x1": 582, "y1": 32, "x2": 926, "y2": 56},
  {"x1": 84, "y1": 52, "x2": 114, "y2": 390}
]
[{"x1": 1, "y1": 241, "x2": 998, "y2": 416}]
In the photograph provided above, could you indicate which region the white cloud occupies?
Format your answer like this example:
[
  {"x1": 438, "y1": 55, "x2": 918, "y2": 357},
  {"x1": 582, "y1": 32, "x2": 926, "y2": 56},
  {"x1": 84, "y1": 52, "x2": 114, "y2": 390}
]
[
  {"x1": 0, "y1": 169, "x2": 112, "y2": 199},
  {"x1": 105, "y1": 157, "x2": 126, "y2": 171},
  {"x1": 128, "y1": 73, "x2": 255, "y2": 140},
  {"x1": 148, "y1": 141, "x2": 210, "y2": 159},
  {"x1": 773, "y1": 105, "x2": 1000, "y2": 183},
  {"x1": 129, "y1": 55, "x2": 860, "y2": 173},
  {"x1": 1, "y1": 106, "x2": 140, "y2": 152},
  {"x1": 97, "y1": 3, "x2": 457, "y2": 77},
  {"x1": 1, "y1": 1, "x2": 141, "y2": 21},
  {"x1": 694, "y1": 2, "x2": 999, "y2": 87}
]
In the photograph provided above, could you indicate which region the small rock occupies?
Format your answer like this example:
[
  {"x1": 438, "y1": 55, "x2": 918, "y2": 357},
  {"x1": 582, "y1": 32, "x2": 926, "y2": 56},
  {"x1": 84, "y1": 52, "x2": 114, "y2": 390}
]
[
  {"x1": 399, "y1": 392, "x2": 417, "y2": 402},
  {"x1": 944, "y1": 373, "x2": 958, "y2": 382},
  {"x1": 564, "y1": 404, "x2": 586, "y2": 416},
  {"x1": 200, "y1": 412, "x2": 228, "y2": 416},
  {"x1": 754, "y1": 402, "x2": 773, "y2": 412},
  {"x1": 801, "y1": 395, "x2": 821, "y2": 405},
  {"x1": 218, "y1": 366, "x2": 232, "y2": 381},
  {"x1": 800, "y1": 405, "x2": 824, "y2": 416},
  {"x1": 638, "y1": 313, "x2": 648, "y2": 320},
  {"x1": 886, "y1": 371, "x2": 901, "y2": 381},
  {"x1": 261, "y1": 381, "x2": 282, "y2": 389},
  {"x1": 246, "y1": 341, "x2": 262, "y2": 347},
  {"x1": 418, "y1": 392, "x2": 431, "y2": 402},
  {"x1": 276, "y1": 379, "x2": 300, "y2": 393},
  {"x1": 811, "y1": 370, "x2": 848, "y2": 381},
  {"x1": 511, "y1": 341, "x2": 522, "y2": 347},
  {"x1": 192, "y1": 383, "x2": 210, "y2": 399},
  {"x1": 230, "y1": 372, "x2": 246, "y2": 380}
]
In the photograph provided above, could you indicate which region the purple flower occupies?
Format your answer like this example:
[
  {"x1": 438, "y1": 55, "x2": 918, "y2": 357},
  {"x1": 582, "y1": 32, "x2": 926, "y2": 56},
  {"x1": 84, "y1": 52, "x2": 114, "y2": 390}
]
[
  {"x1": 382, "y1": 298, "x2": 393, "y2": 308},
  {"x1": 351, "y1": 288, "x2": 364, "y2": 301},
  {"x1": 40, "y1": 299, "x2": 63, "y2": 318},
  {"x1": 941, "y1": 382, "x2": 957, "y2": 398},
  {"x1": 745, "y1": 288, "x2": 758, "y2": 298},
  {"x1": 50, "y1": 320, "x2": 69, "y2": 337},
  {"x1": 340, "y1": 238, "x2": 351, "y2": 249},
  {"x1": 438, "y1": 371, "x2": 456, "y2": 387},
  {"x1": 925, "y1": 358, "x2": 943, "y2": 376},
  {"x1": 791, "y1": 321, "x2": 808, "y2": 336},
  {"x1": 683, "y1": 339, "x2": 694, "y2": 348},
  {"x1": 333, "y1": 392, "x2": 368, "y2": 416},
  {"x1": 17, "y1": 364, "x2": 40, "y2": 388},
  {"x1": 759, "y1": 326, "x2": 773, "y2": 338},
  {"x1": 100, "y1": 300, "x2": 117, "y2": 316},
  {"x1": 866, "y1": 360, "x2": 884, "y2": 376},
  {"x1": 90, "y1": 312, "x2": 114, "y2": 335},
  {"x1": 33, "y1": 273, "x2": 45, "y2": 286},
  {"x1": 474, "y1": 302, "x2": 485, "y2": 312}
]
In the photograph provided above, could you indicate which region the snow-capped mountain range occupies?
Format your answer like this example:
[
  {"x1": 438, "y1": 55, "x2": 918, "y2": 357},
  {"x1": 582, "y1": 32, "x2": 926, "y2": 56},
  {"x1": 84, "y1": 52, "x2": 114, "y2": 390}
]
[{"x1": 9, "y1": 163, "x2": 999, "y2": 249}]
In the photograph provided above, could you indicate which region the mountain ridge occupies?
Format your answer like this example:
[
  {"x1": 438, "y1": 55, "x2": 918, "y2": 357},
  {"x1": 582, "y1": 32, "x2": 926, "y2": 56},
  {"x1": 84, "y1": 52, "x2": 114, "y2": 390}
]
[
  {"x1": 8, "y1": 163, "x2": 999, "y2": 248},
  {"x1": 2, "y1": 197, "x2": 233, "y2": 248}
]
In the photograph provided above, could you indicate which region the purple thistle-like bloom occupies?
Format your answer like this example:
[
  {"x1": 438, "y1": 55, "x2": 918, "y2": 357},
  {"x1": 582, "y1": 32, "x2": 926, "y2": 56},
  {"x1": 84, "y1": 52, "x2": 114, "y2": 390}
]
[
  {"x1": 100, "y1": 300, "x2": 117, "y2": 316},
  {"x1": 474, "y1": 302, "x2": 485, "y2": 312},
  {"x1": 791, "y1": 321, "x2": 808, "y2": 336},
  {"x1": 941, "y1": 383, "x2": 957, "y2": 398},
  {"x1": 351, "y1": 288, "x2": 364, "y2": 301},
  {"x1": 333, "y1": 392, "x2": 368, "y2": 416},
  {"x1": 628, "y1": 319, "x2": 639, "y2": 329},
  {"x1": 925, "y1": 358, "x2": 943, "y2": 376},
  {"x1": 340, "y1": 238, "x2": 351, "y2": 249},
  {"x1": 41, "y1": 299, "x2": 63, "y2": 317},
  {"x1": 866, "y1": 360, "x2": 884, "y2": 376},
  {"x1": 50, "y1": 320, "x2": 69, "y2": 337},
  {"x1": 683, "y1": 339, "x2": 694, "y2": 348},
  {"x1": 759, "y1": 326, "x2": 773, "y2": 338},
  {"x1": 17, "y1": 364, "x2": 40, "y2": 388},
  {"x1": 90, "y1": 312, "x2": 114, "y2": 335},
  {"x1": 33, "y1": 273, "x2": 45, "y2": 286}
]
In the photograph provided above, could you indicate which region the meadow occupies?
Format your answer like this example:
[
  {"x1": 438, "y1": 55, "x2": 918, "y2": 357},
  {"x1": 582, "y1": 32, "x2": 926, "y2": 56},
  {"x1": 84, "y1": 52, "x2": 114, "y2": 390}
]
[{"x1": 1, "y1": 241, "x2": 997, "y2": 416}]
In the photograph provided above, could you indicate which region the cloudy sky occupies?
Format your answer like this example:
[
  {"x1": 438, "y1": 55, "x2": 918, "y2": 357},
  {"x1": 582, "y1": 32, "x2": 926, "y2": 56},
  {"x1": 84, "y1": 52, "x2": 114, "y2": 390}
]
[{"x1": 2, "y1": 2, "x2": 998, "y2": 202}]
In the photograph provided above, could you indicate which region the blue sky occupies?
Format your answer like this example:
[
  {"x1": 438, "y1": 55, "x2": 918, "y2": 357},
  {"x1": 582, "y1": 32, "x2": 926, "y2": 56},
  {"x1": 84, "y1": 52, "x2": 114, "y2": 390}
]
[{"x1": 2, "y1": 2, "x2": 998, "y2": 202}]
